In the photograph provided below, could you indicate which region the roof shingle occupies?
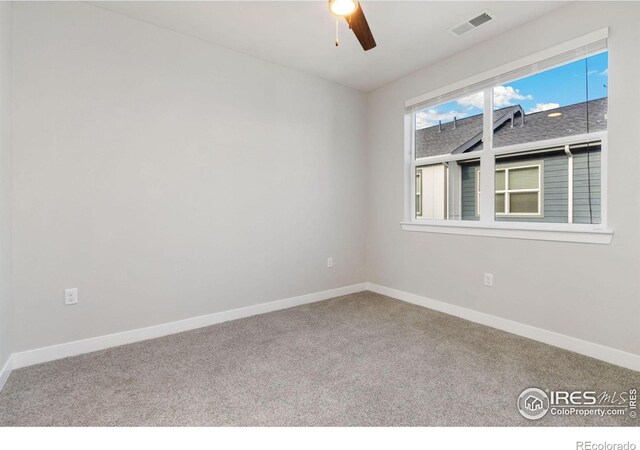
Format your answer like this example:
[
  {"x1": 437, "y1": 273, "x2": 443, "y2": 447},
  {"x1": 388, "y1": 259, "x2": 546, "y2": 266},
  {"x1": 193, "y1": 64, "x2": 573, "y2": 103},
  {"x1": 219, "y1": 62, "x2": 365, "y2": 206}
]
[{"x1": 414, "y1": 97, "x2": 607, "y2": 158}]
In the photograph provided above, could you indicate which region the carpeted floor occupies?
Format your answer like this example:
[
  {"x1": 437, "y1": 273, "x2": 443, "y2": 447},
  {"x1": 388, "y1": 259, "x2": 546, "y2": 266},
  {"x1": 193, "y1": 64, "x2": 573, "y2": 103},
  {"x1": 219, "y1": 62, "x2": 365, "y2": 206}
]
[{"x1": 0, "y1": 291, "x2": 638, "y2": 426}]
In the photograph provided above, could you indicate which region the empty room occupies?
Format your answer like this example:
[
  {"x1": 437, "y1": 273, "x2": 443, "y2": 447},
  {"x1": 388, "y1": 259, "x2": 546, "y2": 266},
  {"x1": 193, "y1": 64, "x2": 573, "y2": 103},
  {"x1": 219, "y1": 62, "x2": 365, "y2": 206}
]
[{"x1": 0, "y1": 0, "x2": 639, "y2": 443}]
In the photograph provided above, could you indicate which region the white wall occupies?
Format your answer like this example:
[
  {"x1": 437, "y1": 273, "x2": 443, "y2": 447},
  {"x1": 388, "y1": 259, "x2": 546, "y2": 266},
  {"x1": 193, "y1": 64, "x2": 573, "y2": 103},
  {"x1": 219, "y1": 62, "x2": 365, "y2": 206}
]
[
  {"x1": 12, "y1": 2, "x2": 366, "y2": 352},
  {"x1": 0, "y1": 2, "x2": 13, "y2": 369},
  {"x1": 9, "y1": 2, "x2": 640, "y2": 363},
  {"x1": 366, "y1": 2, "x2": 640, "y2": 356}
]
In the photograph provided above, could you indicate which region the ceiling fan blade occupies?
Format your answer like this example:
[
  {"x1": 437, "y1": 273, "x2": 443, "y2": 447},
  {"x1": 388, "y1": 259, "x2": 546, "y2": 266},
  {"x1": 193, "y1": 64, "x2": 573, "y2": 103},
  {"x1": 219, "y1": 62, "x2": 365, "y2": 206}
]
[{"x1": 346, "y1": 4, "x2": 376, "y2": 51}]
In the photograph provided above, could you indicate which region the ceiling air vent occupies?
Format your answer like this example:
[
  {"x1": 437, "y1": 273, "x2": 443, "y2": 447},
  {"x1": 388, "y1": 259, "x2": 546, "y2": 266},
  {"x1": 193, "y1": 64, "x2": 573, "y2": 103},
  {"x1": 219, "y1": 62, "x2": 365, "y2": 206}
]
[{"x1": 450, "y1": 11, "x2": 494, "y2": 36}]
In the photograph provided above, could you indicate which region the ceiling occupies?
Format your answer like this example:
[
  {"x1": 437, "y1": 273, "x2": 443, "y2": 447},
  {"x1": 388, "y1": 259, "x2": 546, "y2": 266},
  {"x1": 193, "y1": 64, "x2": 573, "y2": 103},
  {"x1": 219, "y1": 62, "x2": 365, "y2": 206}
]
[{"x1": 93, "y1": 1, "x2": 568, "y2": 92}]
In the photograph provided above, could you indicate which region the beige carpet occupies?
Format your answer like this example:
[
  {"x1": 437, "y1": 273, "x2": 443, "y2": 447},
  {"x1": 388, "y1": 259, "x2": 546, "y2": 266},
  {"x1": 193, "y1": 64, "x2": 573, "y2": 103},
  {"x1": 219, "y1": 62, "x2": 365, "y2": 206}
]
[{"x1": 0, "y1": 291, "x2": 638, "y2": 426}]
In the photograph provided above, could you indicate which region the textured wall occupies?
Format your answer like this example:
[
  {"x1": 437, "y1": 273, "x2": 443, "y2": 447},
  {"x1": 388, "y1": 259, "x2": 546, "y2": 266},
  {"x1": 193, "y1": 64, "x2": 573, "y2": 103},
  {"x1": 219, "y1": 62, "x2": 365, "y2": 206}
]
[
  {"x1": 366, "y1": 2, "x2": 640, "y2": 355},
  {"x1": 12, "y1": 2, "x2": 366, "y2": 351},
  {"x1": 0, "y1": 2, "x2": 13, "y2": 371}
]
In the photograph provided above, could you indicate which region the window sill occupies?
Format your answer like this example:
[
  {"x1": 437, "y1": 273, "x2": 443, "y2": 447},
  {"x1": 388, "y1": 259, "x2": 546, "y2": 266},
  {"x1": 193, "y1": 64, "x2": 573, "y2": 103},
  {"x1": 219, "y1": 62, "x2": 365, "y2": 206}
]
[{"x1": 400, "y1": 221, "x2": 613, "y2": 244}]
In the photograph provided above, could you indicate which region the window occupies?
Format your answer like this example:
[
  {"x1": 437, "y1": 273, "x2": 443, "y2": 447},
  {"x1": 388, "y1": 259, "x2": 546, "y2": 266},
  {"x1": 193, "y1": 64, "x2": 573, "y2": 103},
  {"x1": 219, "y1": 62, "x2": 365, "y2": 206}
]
[
  {"x1": 415, "y1": 170, "x2": 422, "y2": 217},
  {"x1": 403, "y1": 30, "x2": 612, "y2": 244},
  {"x1": 412, "y1": 90, "x2": 484, "y2": 221},
  {"x1": 476, "y1": 163, "x2": 543, "y2": 217}
]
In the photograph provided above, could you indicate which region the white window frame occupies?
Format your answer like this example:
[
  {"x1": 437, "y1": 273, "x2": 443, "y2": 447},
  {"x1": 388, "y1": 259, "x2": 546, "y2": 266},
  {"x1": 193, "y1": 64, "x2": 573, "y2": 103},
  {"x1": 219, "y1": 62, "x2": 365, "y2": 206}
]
[
  {"x1": 476, "y1": 161, "x2": 544, "y2": 218},
  {"x1": 401, "y1": 29, "x2": 612, "y2": 244}
]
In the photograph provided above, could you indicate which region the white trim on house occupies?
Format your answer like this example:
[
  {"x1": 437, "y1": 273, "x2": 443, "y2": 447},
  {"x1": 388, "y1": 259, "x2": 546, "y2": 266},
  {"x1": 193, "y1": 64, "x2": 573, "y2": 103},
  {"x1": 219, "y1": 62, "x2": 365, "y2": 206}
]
[
  {"x1": 9, "y1": 283, "x2": 367, "y2": 371},
  {"x1": 492, "y1": 132, "x2": 607, "y2": 158},
  {"x1": 365, "y1": 283, "x2": 640, "y2": 373},
  {"x1": 565, "y1": 144, "x2": 574, "y2": 224}
]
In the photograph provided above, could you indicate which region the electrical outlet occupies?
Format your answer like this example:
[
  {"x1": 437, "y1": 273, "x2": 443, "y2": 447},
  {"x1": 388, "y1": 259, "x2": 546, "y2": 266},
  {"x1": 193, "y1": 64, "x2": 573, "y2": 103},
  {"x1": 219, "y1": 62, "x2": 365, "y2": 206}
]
[
  {"x1": 65, "y1": 288, "x2": 78, "y2": 305},
  {"x1": 483, "y1": 273, "x2": 494, "y2": 287},
  {"x1": 327, "y1": 257, "x2": 334, "y2": 268}
]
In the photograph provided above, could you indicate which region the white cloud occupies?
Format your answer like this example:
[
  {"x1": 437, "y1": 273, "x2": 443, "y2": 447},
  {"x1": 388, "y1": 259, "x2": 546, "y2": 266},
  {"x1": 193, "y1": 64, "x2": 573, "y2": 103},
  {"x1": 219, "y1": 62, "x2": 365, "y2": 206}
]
[
  {"x1": 416, "y1": 84, "x2": 536, "y2": 129},
  {"x1": 457, "y1": 85, "x2": 532, "y2": 110},
  {"x1": 527, "y1": 102, "x2": 560, "y2": 113},
  {"x1": 415, "y1": 109, "x2": 468, "y2": 129},
  {"x1": 457, "y1": 92, "x2": 485, "y2": 110},
  {"x1": 492, "y1": 85, "x2": 533, "y2": 108}
]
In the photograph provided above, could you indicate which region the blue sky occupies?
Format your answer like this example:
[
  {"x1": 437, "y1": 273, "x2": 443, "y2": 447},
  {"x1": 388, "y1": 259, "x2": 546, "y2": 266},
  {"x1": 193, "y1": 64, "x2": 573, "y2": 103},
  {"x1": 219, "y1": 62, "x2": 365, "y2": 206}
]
[{"x1": 416, "y1": 52, "x2": 608, "y2": 130}]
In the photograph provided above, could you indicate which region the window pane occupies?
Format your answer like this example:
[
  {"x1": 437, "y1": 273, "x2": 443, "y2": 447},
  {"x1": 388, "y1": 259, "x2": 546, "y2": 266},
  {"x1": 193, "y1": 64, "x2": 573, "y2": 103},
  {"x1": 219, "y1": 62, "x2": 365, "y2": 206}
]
[
  {"x1": 510, "y1": 192, "x2": 539, "y2": 213},
  {"x1": 492, "y1": 51, "x2": 608, "y2": 148},
  {"x1": 495, "y1": 193, "x2": 505, "y2": 213},
  {"x1": 415, "y1": 91, "x2": 484, "y2": 159},
  {"x1": 509, "y1": 166, "x2": 539, "y2": 190},
  {"x1": 495, "y1": 170, "x2": 505, "y2": 191}
]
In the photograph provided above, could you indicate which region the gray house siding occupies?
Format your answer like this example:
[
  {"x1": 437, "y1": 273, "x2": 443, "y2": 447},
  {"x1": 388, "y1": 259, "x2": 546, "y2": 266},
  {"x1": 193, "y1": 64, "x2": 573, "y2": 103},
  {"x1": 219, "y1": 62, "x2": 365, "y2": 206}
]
[
  {"x1": 573, "y1": 149, "x2": 601, "y2": 224},
  {"x1": 460, "y1": 149, "x2": 601, "y2": 224},
  {"x1": 461, "y1": 162, "x2": 480, "y2": 221}
]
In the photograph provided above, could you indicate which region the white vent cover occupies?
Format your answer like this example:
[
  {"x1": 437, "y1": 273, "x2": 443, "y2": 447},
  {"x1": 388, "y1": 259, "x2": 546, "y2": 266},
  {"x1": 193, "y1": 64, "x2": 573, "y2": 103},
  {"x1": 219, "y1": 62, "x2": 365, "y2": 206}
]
[{"x1": 450, "y1": 11, "x2": 494, "y2": 36}]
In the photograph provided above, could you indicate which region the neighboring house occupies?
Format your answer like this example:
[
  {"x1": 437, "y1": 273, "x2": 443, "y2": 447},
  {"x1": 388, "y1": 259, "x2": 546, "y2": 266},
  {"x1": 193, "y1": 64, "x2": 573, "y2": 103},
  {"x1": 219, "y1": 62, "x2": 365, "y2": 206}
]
[{"x1": 415, "y1": 98, "x2": 606, "y2": 224}]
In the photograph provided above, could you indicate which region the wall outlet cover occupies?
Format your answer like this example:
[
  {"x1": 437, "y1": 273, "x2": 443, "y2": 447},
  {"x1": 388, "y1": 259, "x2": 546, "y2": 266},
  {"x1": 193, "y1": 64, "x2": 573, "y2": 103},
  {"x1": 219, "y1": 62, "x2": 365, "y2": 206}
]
[{"x1": 65, "y1": 288, "x2": 78, "y2": 305}]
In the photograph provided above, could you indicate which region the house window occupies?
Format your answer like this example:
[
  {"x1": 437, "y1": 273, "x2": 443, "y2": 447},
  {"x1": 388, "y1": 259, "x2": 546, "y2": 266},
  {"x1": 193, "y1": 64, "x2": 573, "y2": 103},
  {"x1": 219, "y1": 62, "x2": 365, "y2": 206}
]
[
  {"x1": 403, "y1": 31, "x2": 611, "y2": 243},
  {"x1": 415, "y1": 170, "x2": 422, "y2": 218},
  {"x1": 476, "y1": 163, "x2": 543, "y2": 217}
]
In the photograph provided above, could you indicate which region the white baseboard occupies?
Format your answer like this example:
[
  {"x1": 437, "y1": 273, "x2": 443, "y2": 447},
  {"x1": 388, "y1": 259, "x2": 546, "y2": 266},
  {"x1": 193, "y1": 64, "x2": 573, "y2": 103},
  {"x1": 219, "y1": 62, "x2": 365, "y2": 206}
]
[
  {"x1": 0, "y1": 354, "x2": 12, "y2": 392},
  {"x1": 3, "y1": 280, "x2": 637, "y2": 394},
  {"x1": 11, "y1": 283, "x2": 368, "y2": 371},
  {"x1": 366, "y1": 283, "x2": 640, "y2": 373}
]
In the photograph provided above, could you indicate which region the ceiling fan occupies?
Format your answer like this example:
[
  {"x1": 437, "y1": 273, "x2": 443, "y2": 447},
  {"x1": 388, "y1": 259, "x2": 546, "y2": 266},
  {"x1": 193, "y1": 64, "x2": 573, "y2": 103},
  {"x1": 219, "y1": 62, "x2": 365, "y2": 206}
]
[{"x1": 328, "y1": 0, "x2": 376, "y2": 51}]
